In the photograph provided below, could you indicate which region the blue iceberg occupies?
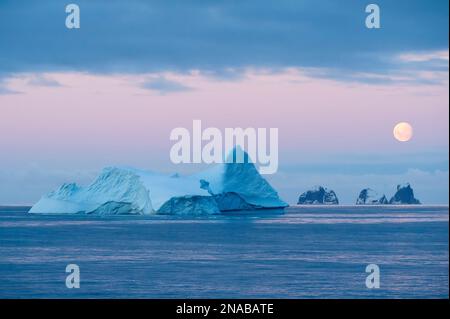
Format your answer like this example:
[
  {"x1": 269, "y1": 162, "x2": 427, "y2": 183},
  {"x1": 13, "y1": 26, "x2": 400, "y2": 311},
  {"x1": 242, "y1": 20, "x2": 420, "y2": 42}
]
[{"x1": 29, "y1": 148, "x2": 287, "y2": 215}]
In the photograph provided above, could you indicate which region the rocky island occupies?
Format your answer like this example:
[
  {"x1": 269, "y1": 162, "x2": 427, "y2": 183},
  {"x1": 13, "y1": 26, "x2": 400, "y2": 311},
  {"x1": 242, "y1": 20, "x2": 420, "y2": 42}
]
[
  {"x1": 389, "y1": 183, "x2": 421, "y2": 204},
  {"x1": 356, "y1": 188, "x2": 388, "y2": 205},
  {"x1": 297, "y1": 186, "x2": 339, "y2": 205}
]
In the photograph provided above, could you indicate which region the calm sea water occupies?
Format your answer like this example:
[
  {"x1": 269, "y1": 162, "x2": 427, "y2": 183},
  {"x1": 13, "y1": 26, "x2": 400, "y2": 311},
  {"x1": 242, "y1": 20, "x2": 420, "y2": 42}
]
[{"x1": 0, "y1": 205, "x2": 448, "y2": 299}]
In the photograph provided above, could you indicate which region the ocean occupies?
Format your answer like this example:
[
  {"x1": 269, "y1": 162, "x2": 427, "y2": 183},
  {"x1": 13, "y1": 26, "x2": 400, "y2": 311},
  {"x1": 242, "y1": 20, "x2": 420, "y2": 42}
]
[{"x1": 0, "y1": 205, "x2": 448, "y2": 298}]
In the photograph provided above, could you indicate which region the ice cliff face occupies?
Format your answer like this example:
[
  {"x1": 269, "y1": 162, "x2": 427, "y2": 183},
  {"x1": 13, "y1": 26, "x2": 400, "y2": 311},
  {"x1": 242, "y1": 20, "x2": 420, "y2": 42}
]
[
  {"x1": 29, "y1": 148, "x2": 287, "y2": 215},
  {"x1": 158, "y1": 196, "x2": 220, "y2": 215},
  {"x1": 297, "y1": 186, "x2": 339, "y2": 205},
  {"x1": 389, "y1": 183, "x2": 421, "y2": 204},
  {"x1": 356, "y1": 188, "x2": 388, "y2": 205},
  {"x1": 29, "y1": 167, "x2": 153, "y2": 215},
  {"x1": 196, "y1": 148, "x2": 287, "y2": 211}
]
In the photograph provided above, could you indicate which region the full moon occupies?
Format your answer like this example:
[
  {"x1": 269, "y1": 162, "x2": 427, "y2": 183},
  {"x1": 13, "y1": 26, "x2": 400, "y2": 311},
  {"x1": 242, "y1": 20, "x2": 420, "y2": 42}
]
[{"x1": 393, "y1": 122, "x2": 413, "y2": 142}]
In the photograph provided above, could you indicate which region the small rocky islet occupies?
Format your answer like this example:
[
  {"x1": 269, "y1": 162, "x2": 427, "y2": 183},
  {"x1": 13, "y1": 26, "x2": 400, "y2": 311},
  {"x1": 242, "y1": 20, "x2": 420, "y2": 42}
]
[{"x1": 297, "y1": 183, "x2": 421, "y2": 205}]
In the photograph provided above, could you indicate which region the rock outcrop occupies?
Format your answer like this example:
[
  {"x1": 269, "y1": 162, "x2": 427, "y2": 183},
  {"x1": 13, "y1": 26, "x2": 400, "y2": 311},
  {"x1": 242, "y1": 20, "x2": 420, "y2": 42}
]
[
  {"x1": 297, "y1": 186, "x2": 339, "y2": 205},
  {"x1": 356, "y1": 188, "x2": 388, "y2": 205},
  {"x1": 389, "y1": 183, "x2": 421, "y2": 204}
]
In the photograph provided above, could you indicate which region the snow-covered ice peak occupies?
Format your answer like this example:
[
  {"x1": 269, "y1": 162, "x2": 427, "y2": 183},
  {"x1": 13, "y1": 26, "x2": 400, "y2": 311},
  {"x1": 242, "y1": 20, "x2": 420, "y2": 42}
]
[{"x1": 30, "y1": 148, "x2": 287, "y2": 215}]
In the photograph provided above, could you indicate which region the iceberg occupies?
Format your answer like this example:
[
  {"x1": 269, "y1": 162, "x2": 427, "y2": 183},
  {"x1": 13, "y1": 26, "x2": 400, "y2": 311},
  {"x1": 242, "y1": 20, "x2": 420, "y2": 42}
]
[
  {"x1": 195, "y1": 148, "x2": 287, "y2": 211},
  {"x1": 356, "y1": 188, "x2": 388, "y2": 205},
  {"x1": 29, "y1": 148, "x2": 287, "y2": 215},
  {"x1": 29, "y1": 167, "x2": 153, "y2": 215},
  {"x1": 297, "y1": 186, "x2": 339, "y2": 205}
]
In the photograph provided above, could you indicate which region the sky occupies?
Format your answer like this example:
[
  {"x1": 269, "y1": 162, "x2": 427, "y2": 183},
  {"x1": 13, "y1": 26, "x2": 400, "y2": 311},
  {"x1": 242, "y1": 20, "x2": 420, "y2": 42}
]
[{"x1": 0, "y1": 0, "x2": 448, "y2": 205}]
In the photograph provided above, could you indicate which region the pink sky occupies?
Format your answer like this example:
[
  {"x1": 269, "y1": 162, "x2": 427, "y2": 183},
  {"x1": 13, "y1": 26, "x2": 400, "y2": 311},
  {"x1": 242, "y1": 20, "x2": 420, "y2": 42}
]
[
  {"x1": 0, "y1": 68, "x2": 448, "y2": 204},
  {"x1": 1, "y1": 69, "x2": 448, "y2": 156}
]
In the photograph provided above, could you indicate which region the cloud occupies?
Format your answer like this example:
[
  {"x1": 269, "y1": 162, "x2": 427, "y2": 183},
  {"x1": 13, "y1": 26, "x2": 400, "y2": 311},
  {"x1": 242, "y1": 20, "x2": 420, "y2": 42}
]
[
  {"x1": 0, "y1": 78, "x2": 20, "y2": 95},
  {"x1": 27, "y1": 74, "x2": 62, "y2": 87},
  {"x1": 0, "y1": 165, "x2": 98, "y2": 205},
  {"x1": 1, "y1": 73, "x2": 62, "y2": 93},
  {"x1": 0, "y1": 0, "x2": 448, "y2": 81},
  {"x1": 265, "y1": 150, "x2": 449, "y2": 204},
  {"x1": 0, "y1": 86, "x2": 18, "y2": 95},
  {"x1": 269, "y1": 167, "x2": 449, "y2": 205},
  {"x1": 300, "y1": 48, "x2": 449, "y2": 85},
  {"x1": 141, "y1": 76, "x2": 192, "y2": 94},
  {"x1": 398, "y1": 50, "x2": 449, "y2": 63}
]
